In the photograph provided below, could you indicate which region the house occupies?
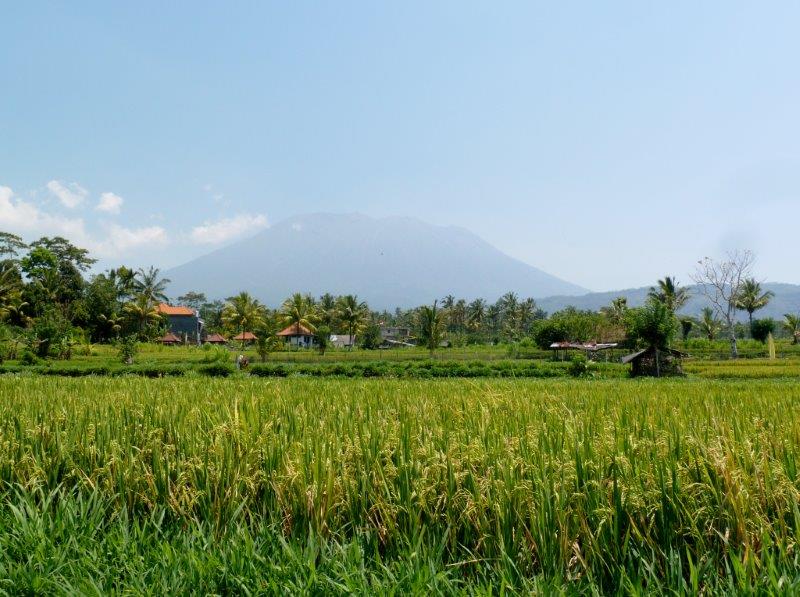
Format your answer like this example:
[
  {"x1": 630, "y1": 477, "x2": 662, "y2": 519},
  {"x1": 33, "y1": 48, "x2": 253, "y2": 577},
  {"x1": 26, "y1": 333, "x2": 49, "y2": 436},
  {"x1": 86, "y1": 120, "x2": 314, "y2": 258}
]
[
  {"x1": 330, "y1": 334, "x2": 356, "y2": 349},
  {"x1": 204, "y1": 333, "x2": 227, "y2": 344},
  {"x1": 277, "y1": 324, "x2": 314, "y2": 348},
  {"x1": 379, "y1": 325, "x2": 415, "y2": 348},
  {"x1": 380, "y1": 326, "x2": 411, "y2": 342},
  {"x1": 621, "y1": 346, "x2": 686, "y2": 377},
  {"x1": 160, "y1": 332, "x2": 181, "y2": 345},
  {"x1": 157, "y1": 303, "x2": 203, "y2": 344},
  {"x1": 232, "y1": 331, "x2": 258, "y2": 345}
]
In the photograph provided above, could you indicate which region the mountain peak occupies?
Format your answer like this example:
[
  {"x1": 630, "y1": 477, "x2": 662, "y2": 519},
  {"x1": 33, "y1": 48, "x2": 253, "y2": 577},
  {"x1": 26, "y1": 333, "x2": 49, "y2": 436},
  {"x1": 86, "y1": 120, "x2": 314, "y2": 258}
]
[{"x1": 166, "y1": 213, "x2": 587, "y2": 308}]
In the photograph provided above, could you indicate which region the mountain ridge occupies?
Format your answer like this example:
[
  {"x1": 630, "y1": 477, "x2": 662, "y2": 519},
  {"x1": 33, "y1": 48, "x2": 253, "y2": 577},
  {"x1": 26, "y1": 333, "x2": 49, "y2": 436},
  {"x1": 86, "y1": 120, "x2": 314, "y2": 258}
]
[
  {"x1": 537, "y1": 283, "x2": 800, "y2": 321},
  {"x1": 165, "y1": 213, "x2": 588, "y2": 308}
]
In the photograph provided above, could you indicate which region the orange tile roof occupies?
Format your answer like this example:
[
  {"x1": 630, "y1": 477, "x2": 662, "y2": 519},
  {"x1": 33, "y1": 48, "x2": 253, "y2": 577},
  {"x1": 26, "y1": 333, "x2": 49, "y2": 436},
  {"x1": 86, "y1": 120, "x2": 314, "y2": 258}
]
[
  {"x1": 277, "y1": 324, "x2": 313, "y2": 337},
  {"x1": 157, "y1": 303, "x2": 195, "y2": 316},
  {"x1": 232, "y1": 331, "x2": 258, "y2": 341}
]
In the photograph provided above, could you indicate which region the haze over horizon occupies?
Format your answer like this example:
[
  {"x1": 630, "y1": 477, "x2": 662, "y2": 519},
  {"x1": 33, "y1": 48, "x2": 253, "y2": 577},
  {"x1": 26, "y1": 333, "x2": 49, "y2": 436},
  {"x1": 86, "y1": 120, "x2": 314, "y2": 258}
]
[{"x1": 2, "y1": 2, "x2": 799, "y2": 291}]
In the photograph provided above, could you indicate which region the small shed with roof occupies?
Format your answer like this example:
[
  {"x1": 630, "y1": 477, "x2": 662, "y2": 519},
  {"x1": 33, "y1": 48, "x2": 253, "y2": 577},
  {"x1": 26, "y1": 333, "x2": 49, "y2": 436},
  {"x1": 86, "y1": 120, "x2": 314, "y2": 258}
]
[
  {"x1": 160, "y1": 332, "x2": 181, "y2": 346},
  {"x1": 232, "y1": 331, "x2": 258, "y2": 345},
  {"x1": 204, "y1": 333, "x2": 227, "y2": 345}
]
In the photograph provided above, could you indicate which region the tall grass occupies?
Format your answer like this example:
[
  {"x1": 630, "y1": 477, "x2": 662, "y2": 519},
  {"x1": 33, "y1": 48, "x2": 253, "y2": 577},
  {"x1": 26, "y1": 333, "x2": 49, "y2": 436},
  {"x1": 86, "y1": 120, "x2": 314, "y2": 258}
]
[{"x1": 1, "y1": 377, "x2": 800, "y2": 592}]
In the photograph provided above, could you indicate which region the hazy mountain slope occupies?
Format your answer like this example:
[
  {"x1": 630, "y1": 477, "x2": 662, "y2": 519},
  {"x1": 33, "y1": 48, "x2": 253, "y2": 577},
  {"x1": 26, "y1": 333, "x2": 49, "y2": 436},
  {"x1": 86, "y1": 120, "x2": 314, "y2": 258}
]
[
  {"x1": 166, "y1": 213, "x2": 587, "y2": 308},
  {"x1": 538, "y1": 283, "x2": 800, "y2": 320}
]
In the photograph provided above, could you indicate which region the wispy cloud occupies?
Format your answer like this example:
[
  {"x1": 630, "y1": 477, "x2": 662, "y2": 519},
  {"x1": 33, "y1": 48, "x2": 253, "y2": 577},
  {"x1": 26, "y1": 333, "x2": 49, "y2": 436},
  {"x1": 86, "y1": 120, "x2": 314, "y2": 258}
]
[
  {"x1": 190, "y1": 214, "x2": 268, "y2": 245},
  {"x1": 96, "y1": 192, "x2": 124, "y2": 214},
  {"x1": 46, "y1": 180, "x2": 88, "y2": 209}
]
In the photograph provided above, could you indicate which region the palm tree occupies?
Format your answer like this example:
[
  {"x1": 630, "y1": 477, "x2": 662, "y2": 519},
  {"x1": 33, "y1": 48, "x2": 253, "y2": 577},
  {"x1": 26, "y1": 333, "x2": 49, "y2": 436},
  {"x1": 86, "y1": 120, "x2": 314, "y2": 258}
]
[
  {"x1": 281, "y1": 293, "x2": 317, "y2": 335},
  {"x1": 98, "y1": 312, "x2": 124, "y2": 341},
  {"x1": 109, "y1": 266, "x2": 137, "y2": 303},
  {"x1": 648, "y1": 277, "x2": 690, "y2": 313},
  {"x1": 441, "y1": 295, "x2": 456, "y2": 310},
  {"x1": 124, "y1": 294, "x2": 162, "y2": 335},
  {"x1": 417, "y1": 301, "x2": 445, "y2": 356},
  {"x1": 317, "y1": 293, "x2": 338, "y2": 327},
  {"x1": 133, "y1": 267, "x2": 170, "y2": 304},
  {"x1": 0, "y1": 262, "x2": 23, "y2": 321},
  {"x1": 336, "y1": 294, "x2": 367, "y2": 350},
  {"x1": 600, "y1": 297, "x2": 628, "y2": 325},
  {"x1": 518, "y1": 298, "x2": 538, "y2": 333},
  {"x1": 735, "y1": 278, "x2": 775, "y2": 333},
  {"x1": 698, "y1": 307, "x2": 721, "y2": 340},
  {"x1": 498, "y1": 292, "x2": 519, "y2": 315},
  {"x1": 222, "y1": 292, "x2": 266, "y2": 347},
  {"x1": 450, "y1": 299, "x2": 467, "y2": 333},
  {"x1": 783, "y1": 314, "x2": 800, "y2": 345},
  {"x1": 467, "y1": 298, "x2": 486, "y2": 331}
]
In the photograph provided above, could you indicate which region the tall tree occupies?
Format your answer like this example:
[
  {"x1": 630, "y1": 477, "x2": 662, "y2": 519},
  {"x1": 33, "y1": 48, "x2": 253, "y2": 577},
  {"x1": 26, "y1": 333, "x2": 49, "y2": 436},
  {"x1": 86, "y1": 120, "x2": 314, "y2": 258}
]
[
  {"x1": 648, "y1": 277, "x2": 690, "y2": 313},
  {"x1": 735, "y1": 278, "x2": 774, "y2": 333},
  {"x1": 177, "y1": 291, "x2": 207, "y2": 311},
  {"x1": 124, "y1": 294, "x2": 162, "y2": 336},
  {"x1": 0, "y1": 261, "x2": 24, "y2": 323},
  {"x1": 600, "y1": 297, "x2": 628, "y2": 325},
  {"x1": 441, "y1": 295, "x2": 456, "y2": 310},
  {"x1": 133, "y1": 267, "x2": 170, "y2": 304},
  {"x1": 0, "y1": 232, "x2": 27, "y2": 259},
  {"x1": 317, "y1": 293, "x2": 338, "y2": 328},
  {"x1": 692, "y1": 250, "x2": 755, "y2": 358},
  {"x1": 467, "y1": 298, "x2": 486, "y2": 331},
  {"x1": 222, "y1": 292, "x2": 266, "y2": 347},
  {"x1": 416, "y1": 301, "x2": 446, "y2": 356},
  {"x1": 281, "y1": 293, "x2": 317, "y2": 335},
  {"x1": 336, "y1": 294, "x2": 367, "y2": 350}
]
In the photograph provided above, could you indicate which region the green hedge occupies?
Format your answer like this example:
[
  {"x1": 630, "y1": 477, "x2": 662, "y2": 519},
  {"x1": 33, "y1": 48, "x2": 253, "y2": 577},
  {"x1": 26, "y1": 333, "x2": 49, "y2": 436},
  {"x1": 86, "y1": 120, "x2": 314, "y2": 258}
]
[{"x1": 0, "y1": 359, "x2": 626, "y2": 379}]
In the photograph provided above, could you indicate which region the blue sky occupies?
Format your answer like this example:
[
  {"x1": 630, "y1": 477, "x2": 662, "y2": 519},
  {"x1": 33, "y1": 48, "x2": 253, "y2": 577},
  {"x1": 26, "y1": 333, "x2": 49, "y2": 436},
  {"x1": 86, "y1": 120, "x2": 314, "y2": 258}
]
[{"x1": 1, "y1": 2, "x2": 799, "y2": 291}]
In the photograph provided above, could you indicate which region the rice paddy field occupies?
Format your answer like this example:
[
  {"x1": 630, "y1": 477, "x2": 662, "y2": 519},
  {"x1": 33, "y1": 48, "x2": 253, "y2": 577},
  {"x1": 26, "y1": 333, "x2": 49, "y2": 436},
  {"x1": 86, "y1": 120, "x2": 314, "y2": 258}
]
[{"x1": 1, "y1": 375, "x2": 800, "y2": 594}]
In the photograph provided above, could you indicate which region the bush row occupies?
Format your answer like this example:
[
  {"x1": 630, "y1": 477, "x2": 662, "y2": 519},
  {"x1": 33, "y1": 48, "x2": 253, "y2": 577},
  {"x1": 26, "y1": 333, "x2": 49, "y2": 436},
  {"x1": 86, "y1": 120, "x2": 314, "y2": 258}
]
[{"x1": 0, "y1": 360, "x2": 627, "y2": 379}]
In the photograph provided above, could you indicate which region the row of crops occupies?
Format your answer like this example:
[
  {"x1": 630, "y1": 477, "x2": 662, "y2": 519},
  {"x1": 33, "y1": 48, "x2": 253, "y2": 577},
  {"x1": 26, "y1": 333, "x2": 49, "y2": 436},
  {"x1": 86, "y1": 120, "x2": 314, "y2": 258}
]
[{"x1": 1, "y1": 377, "x2": 800, "y2": 592}]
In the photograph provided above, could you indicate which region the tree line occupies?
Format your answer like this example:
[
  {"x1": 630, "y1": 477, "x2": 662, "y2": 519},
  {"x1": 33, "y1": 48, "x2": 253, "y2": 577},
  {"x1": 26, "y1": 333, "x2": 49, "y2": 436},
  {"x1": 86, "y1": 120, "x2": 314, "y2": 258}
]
[{"x1": 0, "y1": 232, "x2": 797, "y2": 361}]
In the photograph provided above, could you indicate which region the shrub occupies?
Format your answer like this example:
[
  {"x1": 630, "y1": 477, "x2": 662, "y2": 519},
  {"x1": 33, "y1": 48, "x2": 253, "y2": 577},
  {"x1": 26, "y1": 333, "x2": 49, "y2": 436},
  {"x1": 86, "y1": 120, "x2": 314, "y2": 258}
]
[
  {"x1": 532, "y1": 320, "x2": 568, "y2": 350},
  {"x1": 568, "y1": 354, "x2": 592, "y2": 378},
  {"x1": 198, "y1": 363, "x2": 236, "y2": 377},
  {"x1": 19, "y1": 351, "x2": 39, "y2": 366},
  {"x1": 201, "y1": 345, "x2": 230, "y2": 363},
  {"x1": 117, "y1": 335, "x2": 138, "y2": 364},
  {"x1": 750, "y1": 318, "x2": 775, "y2": 343}
]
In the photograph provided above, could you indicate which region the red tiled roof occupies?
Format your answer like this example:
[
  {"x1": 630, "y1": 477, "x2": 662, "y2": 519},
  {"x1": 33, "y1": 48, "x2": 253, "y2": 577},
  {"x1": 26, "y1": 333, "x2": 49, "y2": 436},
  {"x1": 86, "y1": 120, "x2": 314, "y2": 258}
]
[
  {"x1": 160, "y1": 332, "x2": 181, "y2": 344},
  {"x1": 157, "y1": 303, "x2": 195, "y2": 316},
  {"x1": 277, "y1": 324, "x2": 313, "y2": 337},
  {"x1": 205, "y1": 333, "x2": 227, "y2": 343},
  {"x1": 232, "y1": 331, "x2": 258, "y2": 341}
]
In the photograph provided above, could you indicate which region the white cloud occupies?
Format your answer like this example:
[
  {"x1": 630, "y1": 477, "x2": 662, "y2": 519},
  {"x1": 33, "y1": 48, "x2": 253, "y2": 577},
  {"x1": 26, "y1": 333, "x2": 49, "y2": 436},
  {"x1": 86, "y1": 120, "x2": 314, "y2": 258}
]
[
  {"x1": 0, "y1": 185, "x2": 89, "y2": 242},
  {"x1": 96, "y1": 192, "x2": 124, "y2": 214},
  {"x1": 0, "y1": 185, "x2": 167, "y2": 259},
  {"x1": 94, "y1": 224, "x2": 168, "y2": 256},
  {"x1": 46, "y1": 180, "x2": 88, "y2": 209},
  {"x1": 190, "y1": 213, "x2": 268, "y2": 245}
]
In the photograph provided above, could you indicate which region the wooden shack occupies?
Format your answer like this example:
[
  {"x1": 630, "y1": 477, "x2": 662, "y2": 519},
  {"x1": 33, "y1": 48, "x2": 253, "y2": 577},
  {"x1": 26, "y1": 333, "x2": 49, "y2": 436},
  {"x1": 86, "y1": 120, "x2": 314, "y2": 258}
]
[{"x1": 621, "y1": 346, "x2": 686, "y2": 377}]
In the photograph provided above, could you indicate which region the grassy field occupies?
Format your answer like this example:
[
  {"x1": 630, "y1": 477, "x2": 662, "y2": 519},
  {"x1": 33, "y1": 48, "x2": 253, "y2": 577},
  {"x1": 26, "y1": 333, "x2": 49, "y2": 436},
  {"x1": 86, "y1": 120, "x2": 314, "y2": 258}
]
[{"x1": 1, "y1": 376, "x2": 800, "y2": 593}]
